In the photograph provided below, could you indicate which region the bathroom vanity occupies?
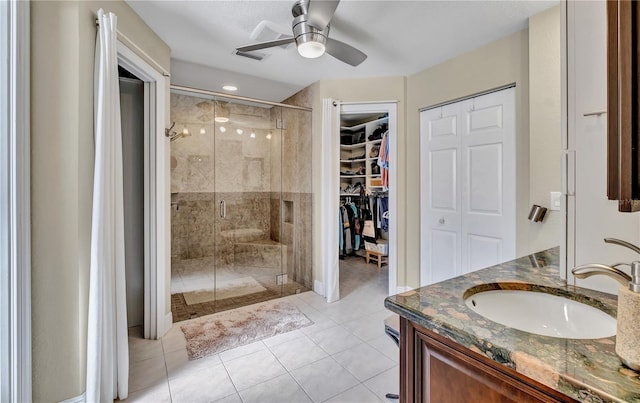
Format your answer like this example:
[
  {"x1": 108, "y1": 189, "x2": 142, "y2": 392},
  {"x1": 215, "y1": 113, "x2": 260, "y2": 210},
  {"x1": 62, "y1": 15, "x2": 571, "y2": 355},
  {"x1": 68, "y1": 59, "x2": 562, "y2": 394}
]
[{"x1": 385, "y1": 248, "x2": 640, "y2": 402}]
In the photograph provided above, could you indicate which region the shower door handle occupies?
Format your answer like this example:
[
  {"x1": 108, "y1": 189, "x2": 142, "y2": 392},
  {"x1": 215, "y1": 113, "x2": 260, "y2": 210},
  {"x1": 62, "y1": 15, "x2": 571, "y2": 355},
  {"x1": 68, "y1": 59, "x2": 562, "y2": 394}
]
[{"x1": 220, "y1": 200, "x2": 226, "y2": 218}]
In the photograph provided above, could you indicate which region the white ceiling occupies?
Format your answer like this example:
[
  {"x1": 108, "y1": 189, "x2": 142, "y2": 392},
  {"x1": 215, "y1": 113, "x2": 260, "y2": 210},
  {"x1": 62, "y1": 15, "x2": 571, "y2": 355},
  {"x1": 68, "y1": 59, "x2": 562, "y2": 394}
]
[{"x1": 127, "y1": 0, "x2": 558, "y2": 102}]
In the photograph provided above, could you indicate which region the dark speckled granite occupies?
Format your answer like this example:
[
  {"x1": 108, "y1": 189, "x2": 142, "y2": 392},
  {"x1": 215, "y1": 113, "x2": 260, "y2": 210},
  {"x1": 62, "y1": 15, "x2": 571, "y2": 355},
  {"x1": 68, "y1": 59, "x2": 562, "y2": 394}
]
[{"x1": 385, "y1": 248, "x2": 640, "y2": 403}]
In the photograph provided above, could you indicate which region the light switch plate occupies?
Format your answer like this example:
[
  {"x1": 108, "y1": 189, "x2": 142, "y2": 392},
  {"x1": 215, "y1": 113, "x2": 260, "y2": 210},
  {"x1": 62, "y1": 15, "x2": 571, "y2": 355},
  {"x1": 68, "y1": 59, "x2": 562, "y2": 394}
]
[{"x1": 550, "y1": 191, "x2": 562, "y2": 211}]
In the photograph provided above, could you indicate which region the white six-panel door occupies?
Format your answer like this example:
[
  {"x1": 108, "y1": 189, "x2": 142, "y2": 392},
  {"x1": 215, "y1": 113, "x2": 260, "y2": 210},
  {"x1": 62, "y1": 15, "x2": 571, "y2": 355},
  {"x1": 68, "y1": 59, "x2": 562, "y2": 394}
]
[{"x1": 420, "y1": 87, "x2": 516, "y2": 285}]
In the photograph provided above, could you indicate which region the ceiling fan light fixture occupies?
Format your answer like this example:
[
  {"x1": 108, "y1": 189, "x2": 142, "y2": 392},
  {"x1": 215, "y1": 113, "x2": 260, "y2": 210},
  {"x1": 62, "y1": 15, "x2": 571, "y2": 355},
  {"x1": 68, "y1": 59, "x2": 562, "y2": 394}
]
[{"x1": 297, "y1": 40, "x2": 325, "y2": 58}]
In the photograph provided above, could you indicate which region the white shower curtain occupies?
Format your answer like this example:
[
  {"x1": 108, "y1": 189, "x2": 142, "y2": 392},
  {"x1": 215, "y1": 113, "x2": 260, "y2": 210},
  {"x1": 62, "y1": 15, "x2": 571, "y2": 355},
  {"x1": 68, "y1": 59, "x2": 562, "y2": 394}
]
[
  {"x1": 323, "y1": 98, "x2": 340, "y2": 303},
  {"x1": 86, "y1": 9, "x2": 129, "y2": 402}
]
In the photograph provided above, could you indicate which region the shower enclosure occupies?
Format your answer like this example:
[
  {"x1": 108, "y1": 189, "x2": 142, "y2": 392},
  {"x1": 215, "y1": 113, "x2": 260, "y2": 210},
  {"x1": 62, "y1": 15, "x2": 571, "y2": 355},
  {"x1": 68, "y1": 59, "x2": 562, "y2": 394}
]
[{"x1": 169, "y1": 86, "x2": 312, "y2": 321}]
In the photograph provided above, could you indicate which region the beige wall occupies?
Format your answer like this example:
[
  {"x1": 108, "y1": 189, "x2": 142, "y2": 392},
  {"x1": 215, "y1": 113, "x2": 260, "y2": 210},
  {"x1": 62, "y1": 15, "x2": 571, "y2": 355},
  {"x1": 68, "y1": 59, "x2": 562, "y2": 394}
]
[
  {"x1": 310, "y1": 77, "x2": 407, "y2": 286},
  {"x1": 405, "y1": 30, "x2": 530, "y2": 287},
  {"x1": 30, "y1": 1, "x2": 169, "y2": 400},
  {"x1": 528, "y1": 5, "x2": 562, "y2": 252}
]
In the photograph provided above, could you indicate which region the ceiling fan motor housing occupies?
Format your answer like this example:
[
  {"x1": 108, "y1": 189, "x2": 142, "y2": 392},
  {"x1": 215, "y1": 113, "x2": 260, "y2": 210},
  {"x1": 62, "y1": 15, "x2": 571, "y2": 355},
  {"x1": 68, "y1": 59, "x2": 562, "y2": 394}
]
[{"x1": 292, "y1": 14, "x2": 329, "y2": 50}]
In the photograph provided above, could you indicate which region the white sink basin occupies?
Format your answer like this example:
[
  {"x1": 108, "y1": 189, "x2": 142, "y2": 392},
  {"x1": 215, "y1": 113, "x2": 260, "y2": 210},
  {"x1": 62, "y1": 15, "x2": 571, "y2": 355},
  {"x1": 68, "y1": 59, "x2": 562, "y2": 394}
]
[{"x1": 464, "y1": 290, "x2": 616, "y2": 339}]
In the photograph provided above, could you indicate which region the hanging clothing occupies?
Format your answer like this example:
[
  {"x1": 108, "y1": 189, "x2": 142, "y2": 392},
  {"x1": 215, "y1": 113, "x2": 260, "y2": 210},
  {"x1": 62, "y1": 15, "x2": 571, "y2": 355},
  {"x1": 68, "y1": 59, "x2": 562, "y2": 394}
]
[
  {"x1": 339, "y1": 207, "x2": 344, "y2": 256},
  {"x1": 341, "y1": 206, "x2": 353, "y2": 255},
  {"x1": 339, "y1": 197, "x2": 369, "y2": 254},
  {"x1": 350, "y1": 203, "x2": 362, "y2": 250},
  {"x1": 380, "y1": 196, "x2": 389, "y2": 232},
  {"x1": 377, "y1": 131, "x2": 390, "y2": 189}
]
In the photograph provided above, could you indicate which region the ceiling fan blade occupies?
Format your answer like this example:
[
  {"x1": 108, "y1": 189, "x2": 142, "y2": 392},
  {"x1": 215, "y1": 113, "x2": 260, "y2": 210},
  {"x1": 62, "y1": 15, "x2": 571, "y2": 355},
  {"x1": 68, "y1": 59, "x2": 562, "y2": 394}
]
[
  {"x1": 236, "y1": 37, "x2": 295, "y2": 53},
  {"x1": 325, "y1": 38, "x2": 367, "y2": 66},
  {"x1": 306, "y1": 0, "x2": 340, "y2": 29}
]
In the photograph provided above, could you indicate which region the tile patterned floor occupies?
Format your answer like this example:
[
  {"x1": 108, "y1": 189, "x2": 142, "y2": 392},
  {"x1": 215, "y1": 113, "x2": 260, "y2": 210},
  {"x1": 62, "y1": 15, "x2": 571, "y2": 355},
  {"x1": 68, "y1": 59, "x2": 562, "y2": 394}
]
[{"x1": 124, "y1": 256, "x2": 398, "y2": 403}]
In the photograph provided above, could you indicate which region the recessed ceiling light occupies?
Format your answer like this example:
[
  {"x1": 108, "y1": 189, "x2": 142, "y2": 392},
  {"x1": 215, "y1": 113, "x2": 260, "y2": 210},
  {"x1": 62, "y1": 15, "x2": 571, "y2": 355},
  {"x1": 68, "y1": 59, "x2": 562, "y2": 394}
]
[
  {"x1": 236, "y1": 128, "x2": 243, "y2": 135},
  {"x1": 250, "y1": 131, "x2": 256, "y2": 138},
  {"x1": 199, "y1": 128, "x2": 206, "y2": 135},
  {"x1": 222, "y1": 85, "x2": 238, "y2": 91},
  {"x1": 219, "y1": 126, "x2": 226, "y2": 133},
  {"x1": 266, "y1": 132, "x2": 272, "y2": 140}
]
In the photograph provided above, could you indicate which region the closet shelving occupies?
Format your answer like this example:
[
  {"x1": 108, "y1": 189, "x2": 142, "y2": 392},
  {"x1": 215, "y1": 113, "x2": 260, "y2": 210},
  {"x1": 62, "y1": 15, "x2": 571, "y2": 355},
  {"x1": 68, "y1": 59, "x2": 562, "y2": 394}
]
[{"x1": 340, "y1": 115, "x2": 388, "y2": 195}]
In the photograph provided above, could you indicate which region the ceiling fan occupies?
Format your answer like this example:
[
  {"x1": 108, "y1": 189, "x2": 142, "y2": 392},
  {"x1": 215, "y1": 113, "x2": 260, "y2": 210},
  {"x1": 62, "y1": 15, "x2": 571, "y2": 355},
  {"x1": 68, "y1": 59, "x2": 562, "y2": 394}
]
[{"x1": 236, "y1": 0, "x2": 367, "y2": 67}]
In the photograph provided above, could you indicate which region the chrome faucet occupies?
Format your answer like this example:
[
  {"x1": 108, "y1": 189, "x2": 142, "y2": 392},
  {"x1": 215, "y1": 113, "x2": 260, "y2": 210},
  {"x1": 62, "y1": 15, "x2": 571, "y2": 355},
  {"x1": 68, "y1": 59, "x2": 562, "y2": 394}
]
[
  {"x1": 571, "y1": 263, "x2": 634, "y2": 288},
  {"x1": 604, "y1": 237, "x2": 640, "y2": 255},
  {"x1": 605, "y1": 238, "x2": 640, "y2": 272},
  {"x1": 572, "y1": 238, "x2": 640, "y2": 372},
  {"x1": 571, "y1": 238, "x2": 640, "y2": 292}
]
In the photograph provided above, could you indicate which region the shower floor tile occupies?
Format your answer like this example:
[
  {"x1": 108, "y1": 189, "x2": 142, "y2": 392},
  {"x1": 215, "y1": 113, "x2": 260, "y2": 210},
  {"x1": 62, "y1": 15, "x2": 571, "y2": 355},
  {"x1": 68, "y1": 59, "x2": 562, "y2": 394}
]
[{"x1": 170, "y1": 258, "x2": 311, "y2": 322}]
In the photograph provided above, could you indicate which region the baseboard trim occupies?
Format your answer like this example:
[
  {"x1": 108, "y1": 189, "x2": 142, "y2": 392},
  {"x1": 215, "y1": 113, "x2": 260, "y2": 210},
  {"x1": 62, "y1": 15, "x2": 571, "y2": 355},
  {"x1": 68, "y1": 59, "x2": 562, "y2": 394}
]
[
  {"x1": 59, "y1": 392, "x2": 85, "y2": 403},
  {"x1": 162, "y1": 312, "x2": 173, "y2": 336},
  {"x1": 313, "y1": 280, "x2": 324, "y2": 296}
]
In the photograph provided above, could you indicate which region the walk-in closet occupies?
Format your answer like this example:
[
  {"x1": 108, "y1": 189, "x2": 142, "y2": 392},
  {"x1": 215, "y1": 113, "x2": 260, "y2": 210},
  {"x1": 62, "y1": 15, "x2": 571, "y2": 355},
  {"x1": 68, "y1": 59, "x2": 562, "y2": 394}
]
[{"x1": 338, "y1": 108, "x2": 391, "y2": 296}]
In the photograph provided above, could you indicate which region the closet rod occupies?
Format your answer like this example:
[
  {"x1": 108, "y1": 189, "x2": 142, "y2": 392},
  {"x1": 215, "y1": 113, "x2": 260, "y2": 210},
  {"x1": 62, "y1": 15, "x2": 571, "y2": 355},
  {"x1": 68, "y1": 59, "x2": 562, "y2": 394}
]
[
  {"x1": 339, "y1": 100, "x2": 399, "y2": 105},
  {"x1": 171, "y1": 84, "x2": 312, "y2": 111},
  {"x1": 419, "y1": 83, "x2": 516, "y2": 112}
]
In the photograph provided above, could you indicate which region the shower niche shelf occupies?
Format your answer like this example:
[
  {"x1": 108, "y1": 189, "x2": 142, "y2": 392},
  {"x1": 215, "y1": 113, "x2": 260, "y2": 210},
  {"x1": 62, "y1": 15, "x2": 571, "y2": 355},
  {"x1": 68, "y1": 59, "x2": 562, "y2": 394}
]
[{"x1": 283, "y1": 200, "x2": 294, "y2": 224}]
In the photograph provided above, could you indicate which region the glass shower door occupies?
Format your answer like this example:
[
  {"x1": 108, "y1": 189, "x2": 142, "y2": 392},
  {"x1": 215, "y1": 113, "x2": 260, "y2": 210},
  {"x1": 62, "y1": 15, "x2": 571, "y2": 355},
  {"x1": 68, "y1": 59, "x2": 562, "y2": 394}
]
[
  {"x1": 170, "y1": 88, "x2": 312, "y2": 322},
  {"x1": 213, "y1": 100, "x2": 285, "y2": 312}
]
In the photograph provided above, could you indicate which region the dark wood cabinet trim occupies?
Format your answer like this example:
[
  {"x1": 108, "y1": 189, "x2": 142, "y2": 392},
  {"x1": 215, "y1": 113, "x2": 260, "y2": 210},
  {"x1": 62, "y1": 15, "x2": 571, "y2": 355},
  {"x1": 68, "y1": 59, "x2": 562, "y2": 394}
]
[
  {"x1": 607, "y1": 0, "x2": 640, "y2": 211},
  {"x1": 608, "y1": 0, "x2": 620, "y2": 200}
]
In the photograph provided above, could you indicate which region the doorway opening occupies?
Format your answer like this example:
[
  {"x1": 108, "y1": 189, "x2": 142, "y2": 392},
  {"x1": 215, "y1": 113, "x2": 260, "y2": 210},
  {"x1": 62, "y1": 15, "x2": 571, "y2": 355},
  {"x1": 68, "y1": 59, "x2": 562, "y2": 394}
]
[
  {"x1": 116, "y1": 42, "x2": 169, "y2": 339},
  {"x1": 322, "y1": 100, "x2": 398, "y2": 302},
  {"x1": 119, "y1": 66, "x2": 145, "y2": 331},
  {"x1": 339, "y1": 110, "x2": 391, "y2": 298}
]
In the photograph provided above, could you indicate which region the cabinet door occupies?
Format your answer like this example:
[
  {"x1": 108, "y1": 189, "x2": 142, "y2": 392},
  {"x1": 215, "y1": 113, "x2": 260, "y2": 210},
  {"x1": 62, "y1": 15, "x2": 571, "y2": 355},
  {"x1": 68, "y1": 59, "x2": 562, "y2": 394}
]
[
  {"x1": 418, "y1": 332, "x2": 550, "y2": 402},
  {"x1": 607, "y1": 0, "x2": 640, "y2": 211},
  {"x1": 400, "y1": 318, "x2": 574, "y2": 403}
]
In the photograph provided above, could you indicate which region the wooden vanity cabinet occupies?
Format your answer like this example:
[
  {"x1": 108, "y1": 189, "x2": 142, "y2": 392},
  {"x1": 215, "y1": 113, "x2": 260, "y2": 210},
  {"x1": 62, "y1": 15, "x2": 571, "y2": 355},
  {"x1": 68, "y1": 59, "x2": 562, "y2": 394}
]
[
  {"x1": 607, "y1": 0, "x2": 640, "y2": 212},
  {"x1": 399, "y1": 318, "x2": 577, "y2": 403}
]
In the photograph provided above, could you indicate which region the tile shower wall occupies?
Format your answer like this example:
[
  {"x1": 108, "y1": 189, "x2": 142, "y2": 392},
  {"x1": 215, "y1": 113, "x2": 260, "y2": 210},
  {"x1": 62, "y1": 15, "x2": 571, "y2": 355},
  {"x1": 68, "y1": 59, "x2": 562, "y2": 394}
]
[
  {"x1": 274, "y1": 102, "x2": 313, "y2": 289},
  {"x1": 170, "y1": 93, "x2": 274, "y2": 265}
]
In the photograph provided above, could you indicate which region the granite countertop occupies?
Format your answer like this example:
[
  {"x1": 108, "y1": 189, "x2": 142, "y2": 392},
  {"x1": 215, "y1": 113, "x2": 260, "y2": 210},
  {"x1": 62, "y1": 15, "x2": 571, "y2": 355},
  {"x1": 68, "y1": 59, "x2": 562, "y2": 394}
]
[{"x1": 384, "y1": 247, "x2": 640, "y2": 402}]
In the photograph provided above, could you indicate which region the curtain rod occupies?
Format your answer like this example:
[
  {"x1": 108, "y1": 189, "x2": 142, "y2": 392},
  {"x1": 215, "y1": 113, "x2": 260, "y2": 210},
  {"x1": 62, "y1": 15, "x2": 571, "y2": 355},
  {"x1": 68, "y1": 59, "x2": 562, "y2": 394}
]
[
  {"x1": 96, "y1": 19, "x2": 170, "y2": 77},
  {"x1": 170, "y1": 84, "x2": 313, "y2": 111}
]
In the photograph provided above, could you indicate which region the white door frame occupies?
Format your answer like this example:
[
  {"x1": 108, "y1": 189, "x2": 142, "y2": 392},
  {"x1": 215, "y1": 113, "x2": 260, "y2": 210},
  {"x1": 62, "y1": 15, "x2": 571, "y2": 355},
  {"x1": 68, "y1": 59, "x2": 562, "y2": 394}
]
[
  {"x1": 116, "y1": 43, "x2": 170, "y2": 338},
  {"x1": 1, "y1": 1, "x2": 31, "y2": 400},
  {"x1": 322, "y1": 100, "x2": 398, "y2": 299}
]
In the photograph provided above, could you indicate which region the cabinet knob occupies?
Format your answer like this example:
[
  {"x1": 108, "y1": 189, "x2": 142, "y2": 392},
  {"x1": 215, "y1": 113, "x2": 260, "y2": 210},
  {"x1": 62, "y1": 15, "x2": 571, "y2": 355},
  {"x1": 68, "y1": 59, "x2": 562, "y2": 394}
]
[{"x1": 439, "y1": 218, "x2": 445, "y2": 224}]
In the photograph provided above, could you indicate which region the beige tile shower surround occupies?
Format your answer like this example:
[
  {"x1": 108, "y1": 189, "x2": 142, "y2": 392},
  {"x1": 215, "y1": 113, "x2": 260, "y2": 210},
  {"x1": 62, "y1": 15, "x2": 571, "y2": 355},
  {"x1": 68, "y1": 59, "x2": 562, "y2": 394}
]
[{"x1": 169, "y1": 93, "x2": 313, "y2": 309}]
